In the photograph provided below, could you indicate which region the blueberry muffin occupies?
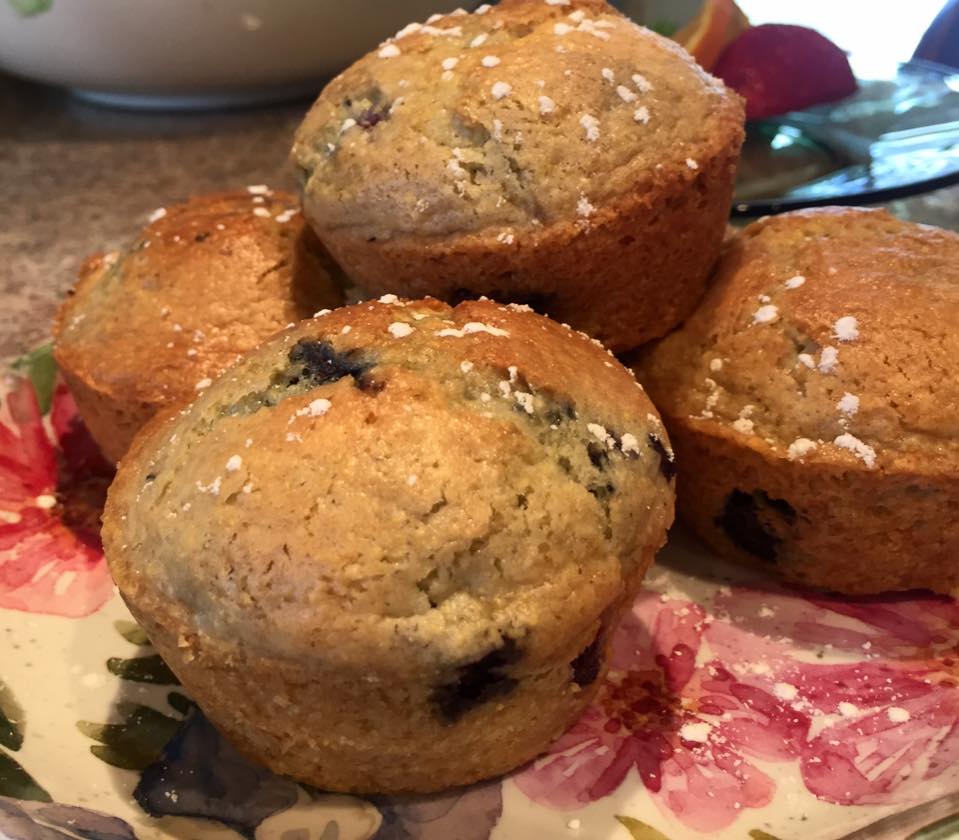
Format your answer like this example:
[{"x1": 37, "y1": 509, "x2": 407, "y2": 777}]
[
  {"x1": 53, "y1": 189, "x2": 344, "y2": 462},
  {"x1": 102, "y1": 297, "x2": 675, "y2": 793},
  {"x1": 634, "y1": 208, "x2": 959, "y2": 595},
  {"x1": 292, "y1": 0, "x2": 744, "y2": 352}
]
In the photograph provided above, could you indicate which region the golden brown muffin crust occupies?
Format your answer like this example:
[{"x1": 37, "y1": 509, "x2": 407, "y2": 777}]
[
  {"x1": 635, "y1": 207, "x2": 959, "y2": 595},
  {"x1": 53, "y1": 189, "x2": 343, "y2": 461},
  {"x1": 103, "y1": 297, "x2": 675, "y2": 792}
]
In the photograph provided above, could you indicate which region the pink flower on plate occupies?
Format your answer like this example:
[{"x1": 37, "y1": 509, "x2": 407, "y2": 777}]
[
  {"x1": 514, "y1": 592, "x2": 811, "y2": 834},
  {"x1": 0, "y1": 374, "x2": 114, "y2": 617},
  {"x1": 708, "y1": 587, "x2": 959, "y2": 808}
]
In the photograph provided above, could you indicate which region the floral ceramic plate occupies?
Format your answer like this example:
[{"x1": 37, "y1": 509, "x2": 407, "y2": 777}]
[{"x1": 3, "y1": 349, "x2": 959, "y2": 840}]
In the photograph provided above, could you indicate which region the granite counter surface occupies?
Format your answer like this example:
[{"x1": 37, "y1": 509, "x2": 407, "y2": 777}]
[{"x1": 3, "y1": 71, "x2": 959, "y2": 361}]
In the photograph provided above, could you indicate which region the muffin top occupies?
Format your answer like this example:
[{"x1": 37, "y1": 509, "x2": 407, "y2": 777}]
[
  {"x1": 54, "y1": 189, "x2": 343, "y2": 409},
  {"x1": 292, "y1": 0, "x2": 743, "y2": 241},
  {"x1": 104, "y1": 298, "x2": 674, "y2": 676},
  {"x1": 637, "y1": 208, "x2": 959, "y2": 474}
]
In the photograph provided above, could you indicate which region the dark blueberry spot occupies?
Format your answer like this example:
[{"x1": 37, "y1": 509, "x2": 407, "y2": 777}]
[
  {"x1": 571, "y1": 634, "x2": 603, "y2": 687},
  {"x1": 194, "y1": 232, "x2": 209, "y2": 243},
  {"x1": 587, "y1": 481, "x2": 615, "y2": 502},
  {"x1": 366, "y1": 236, "x2": 377, "y2": 243},
  {"x1": 557, "y1": 456, "x2": 572, "y2": 474},
  {"x1": 343, "y1": 97, "x2": 353, "y2": 107},
  {"x1": 433, "y1": 638, "x2": 520, "y2": 722},
  {"x1": 144, "y1": 473, "x2": 157, "y2": 483},
  {"x1": 516, "y1": 494, "x2": 528, "y2": 509},
  {"x1": 587, "y1": 442, "x2": 610, "y2": 470},
  {"x1": 356, "y1": 107, "x2": 387, "y2": 130},
  {"x1": 716, "y1": 489, "x2": 796, "y2": 563},
  {"x1": 647, "y1": 433, "x2": 676, "y2": 482},
  {"x1": 286, "y1": 339, "x2": 374, "y2": 388}
]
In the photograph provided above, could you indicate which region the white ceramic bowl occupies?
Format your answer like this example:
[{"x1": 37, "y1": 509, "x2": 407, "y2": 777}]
[{"x1": 0, "y1": 1, "x2": 473, "y2": 108}]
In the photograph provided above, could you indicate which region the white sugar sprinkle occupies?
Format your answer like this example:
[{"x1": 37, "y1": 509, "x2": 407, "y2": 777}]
[
  {"x1": 225, "y1": 455, "x2": 242, "y2": 472},
  {"x1": 252, "y1": 207, "x2": 271, "y2": 218},
  {"x1": 833, "y1": 316, "x2": 859, "y2": 341},
  {"x1": 388, "y1": 322, "x2": 414, "y2": 338},
  {"x1": 797, "y1": 353, "x2": 815, "y2": 369},
  {"x1": 275, "y1": 208, "x2": 297, "y2": 223},
  {"x1": 732, "y1": 418, "x2": 754, "y2": 435},
  {"x1": 514, "y1": 392, "x2": 535, "y2": 414},
  {"x1": 546, "y1": 0, "x2": 570, "y2": 5},
  {"x1": 442, "y1": 57, "x2": 459, "y2": 70},
  {"x1": 567, "y1": 818, "x2": 581, "y2": 831},
  {"x1": 887, "y1": 706, "x2": 910, "y2": 723},
  {"x1": 470, "y1": 33, "x2": 488, "y2": 48},
  {"x1": 378, "y1": 44, "x2": 401, "y2": 58},
  {"x1": 475, "y1": 3, "x2": 491, "y2": 13},
  {"x1": 834, "y1": 433, "x2": 877, "y2": 468},
  {"x1": 633, "y1": 106, "x2": 650, "y2": 124},
  {"x1": 313, "y1": 309, "x2": 331, "y2": 317},
  {"x1": 587, "y1": 423, "x2": 613, "y2": 447},
  {"x1": 378, "y1": 294, "x2": 399, "y2": 304},
  {"x1": 709, "y1": 358, "x2": 723, "y2": 372},
  {"x1": 194, "y1": 378, "x2": 212, "y2": 390},
  {"x1": 601, "y1": 67, "x2": 615, "y2": 82},
  {"x1": 437, "y1": 322, "x2": 510, "y2": 338},
  {"x1": 579, "y1": 113, "x2": 600, "y2": 142},
  {"x1": 340, "y1": 117, "x2": 356, "y2": 133},
  {"x1": 196, "y1": 477, "x2": 221, "y2": 496},
  {"x1": 632, "y1": 73, "x2": 653, "y2": 92},
  {"x1": 481, "y1": 55, "x2": 500, "y2": 67},
  {"x1": 341, "y1": 325, "x2": 352, "y2": 334},
  {"x1": 616, "y1": 85, "x2": 637, "y2": 103},
  {"x1": 496, "y1": 231, "x2": 515, "y2": 244},
  {"x1": 554, "y1": 22, "x2": 573, "y2": 34},
  {"x1": 679, "y1": 721, "x2": 711, "y2": 743},
  {"x1": 568, "y1": 9, "x2": 585, "y2": 21},
  {"x1": 576, "y1": 195, "x2": 595, "y2": 218},
  {"x1": 838, "y1": 701, "x2": 859, "y2": 717},
  {"x1": 774, "y1": 682, "x2": 798, "y2": 701},
  {"x1": 818, "y1": 346, "x2": 839, "y2": 374},
  {"x1": 620, "y1": 433, "x2": 640, "y2": 455},
  {"x1": 460, "y1": 361, "x2": 474, "y2": 373},
  {"x1": 752, "y1": 304, "x2": 779, "y2": 325},
  {"x1": 507, "y1": 303, "x2": 533, "y2": 313},
  {"x1": 837, "y1": 393, "x2": 860, "y2": 416},
  {"x1": 491, "y1": 81, "x2": 512, "y2": 99},
  {"x1": 788, "y1": 438, "x2": 818, "y2": 461},
  {"x1": 246, "y1": 184, "x2": 270, "y2": 195},
  {"x1": 785, "y1": 274, "x2": 806, "y2": 289},
  {"x1": 148, "y1": 207, "x2": 167, "y2": 222},
  {"x1": 538, "y1": 95, "x2": 556, "y2": 115},
  {"x1": 686, "y1": 158, "x2": 699, "y2": 170}
]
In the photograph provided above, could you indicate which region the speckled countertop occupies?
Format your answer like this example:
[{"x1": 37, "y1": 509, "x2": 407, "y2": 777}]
[
  {"x1": 3, "y1": 70, "x2": 959, "y2": 361},
  {"x1": 0, "y1": 73, "x2": 309, "y2": 359}
]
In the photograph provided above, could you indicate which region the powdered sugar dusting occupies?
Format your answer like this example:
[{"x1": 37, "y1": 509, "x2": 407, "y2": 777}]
[
  {"x1": 388, "y1": 322, "x2": 414, "y2": 338},
  {"x1": 834, "y1": 433, "x2": 877, "y2": 468},
  {"x1": 833, "y1": 316, "x2": 859, "y2": 342},
  {"x1": 752, "y1": 304, "x2": 779, "y2": 325},
  {"x1": 788, "y1": 438, "x2": 818, "y2": 461},
  {"x1": 579, "y1": 113, "x2": 600, "y2": 142}
]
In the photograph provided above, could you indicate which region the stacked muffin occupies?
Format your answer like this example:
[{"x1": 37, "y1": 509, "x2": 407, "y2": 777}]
[{"x1": 50, "y1": 0, "x2": 956, "y2": 802}]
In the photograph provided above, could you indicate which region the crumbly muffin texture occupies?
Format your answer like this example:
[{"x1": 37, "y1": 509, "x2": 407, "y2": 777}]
[
  {"x1": 636, "y1": 207, "x2": 959, "y2": 594},
  {"x1": 103, "y1": 297, "x2": 675, "y2": 792},
  {"x1": 294, "y1": 0, "x2": 732, "y2": 239},
  {"x1": 53, "y1": 189, "x2": 343, "y2": 461},
  {"x1": 292, "y1": 0, "x2": 744, "y2": 351}
]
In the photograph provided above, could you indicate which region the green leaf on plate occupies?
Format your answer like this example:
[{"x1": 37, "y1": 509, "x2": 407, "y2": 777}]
[
  {"x1": 106, "y1": 654, "x2": 180, "y2": 684},
  {"x1": 615, "y1": 815, "x2": 674, "y2": 840},
  {"x1": 12, "y1": 343, "x2": 57, "y2": 414},
  {"x1": 7, "y1": 0, "x2": 52, "y2": 15},
  {"x1": 78, "y1": 701, "x2": 184, "y2": 771},
  {"x1": 647, "y1": 18, "x2": 677, "y2": 37},
  {"x1": 0, "y1": 750, "x2": 51, "y2": 801},
  {"x1": 114, "y1": 619, "x2": 151, "y2": 647},
  {"x1": 0, "y1": 679, "x2": 24, "y2": 752},
  {"x1": 749, "y1": 831, "x2": 785, "y2": 840}
]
